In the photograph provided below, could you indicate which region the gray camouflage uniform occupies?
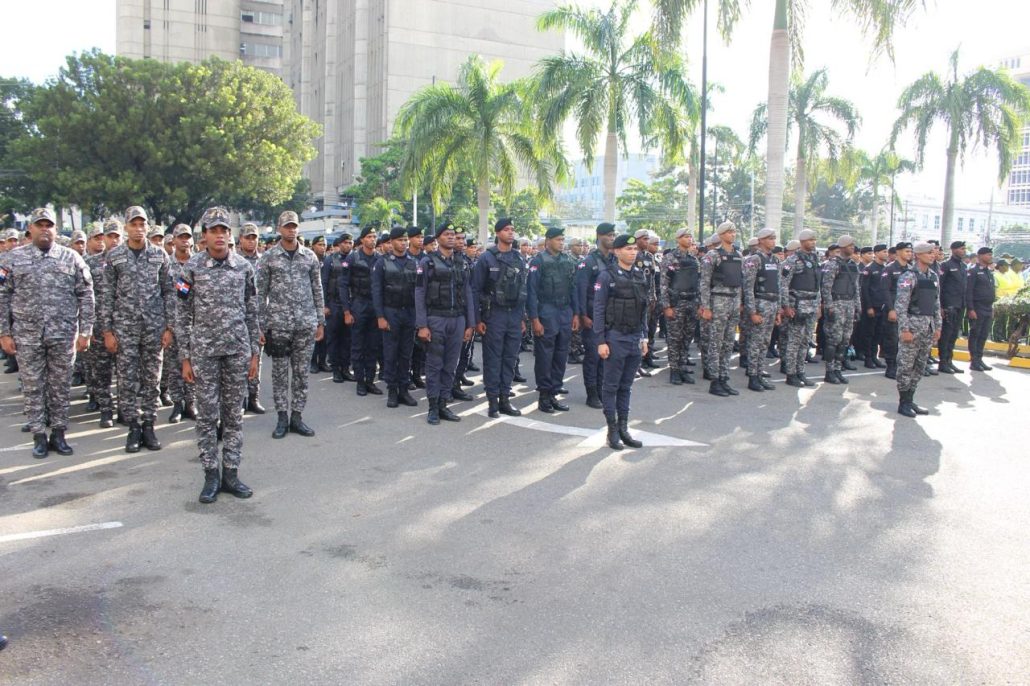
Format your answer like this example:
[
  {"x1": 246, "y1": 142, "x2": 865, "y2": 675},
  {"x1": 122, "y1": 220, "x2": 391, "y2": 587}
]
[
  {"x1": 84, "y1": 251, "x2": 116, "y2": 412},
  {"x1": 779, "y1": 250, "x2": 822, "y2": 376},
  {"x1": 165, "y1": 255, "x2": 196, "y2": 406},
  {"x1": 820, "y1": 256, "x2": 861, "y2": 373},
  {"x1": 742, "y1": 250, "x2": 781, "y2": 377},
  {"x1": 700, "y1": 247, "x2": 744, "y2": 380},
  {"x1": 659, "y1": 247, "x2": 700, "y2": 373},
  {"x1": 895, "y1": 268, "x2": 942, "y2": 394},
  {"x1": 241, "y1": 251, "x2": 262, "y2": 395}
]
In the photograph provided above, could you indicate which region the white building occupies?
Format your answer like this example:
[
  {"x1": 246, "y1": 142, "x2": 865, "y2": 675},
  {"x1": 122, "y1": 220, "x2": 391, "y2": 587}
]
[
  {"x1": 1001, "y1": 53, "x2": 1030, "y2": 207},
  {"x1": 555, "y1": 153, "x2": 663, "y2": 221},
  {"x1": 896, "y1": 194, "x2": 1030, "y2": 246}
]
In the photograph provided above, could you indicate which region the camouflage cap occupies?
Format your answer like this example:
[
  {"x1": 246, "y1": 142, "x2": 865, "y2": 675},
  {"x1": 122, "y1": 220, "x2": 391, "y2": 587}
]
[
  {"x1": 172, "y1": 223, "x2": 193, "y2": 238},
  {"x1": 756, "y1": 228, "x2": 777, "y2": 240},
  {"x1": 70, "y1": 230, "x2": 87, "y2": 243},
  {"x1": 103, "y1": 218, "x2": 125, "y2": 235},
  {"x1": 163, "y1": 233, "x2": 174, "y2": 244},
  {"x1": 837, "y1": 235, "x2": 855, "y2": 248},
  {"x1": 717, "y1": 221, "x2": 737, "y2": 236},
  {"x1": 675, "y1": 227, "x2": 691, "y2": 239},
  {"x1": 125, "y1": 206, "x2": 149, "y2": 223},
  {"x1": 203, "y1": 207, "x2": 232, "y2": 230},
  {"x1": 87, "y1": 225, "x2": 105, "y2": 240},
  {"x1": 148, "y1": 227, "x2": 164, "y2": 239},
  {"x1": 278, "y1": 210, "x2": 300, "y2": 228},
  {"x1": 913, "y1": 241, "x2": 934, "y2": 255},
  {"x1": 3, "y1": 228, "x2": 19, "y2": 240},
  {"x1": 240, "y1": 222, "x2": 260, "y2": 237},
  {"x1": 798, "y1": 229, "x2": 817, "y2": 241},
  {"x1": 28, "y1": 207, "x2": 57, "y2": 225},
  {"x1": 785, "y1": 239, "x2": 801, "y2": 251},
  {"x1": 706, "y1": 233, "x2": 720, "y2": 247}
]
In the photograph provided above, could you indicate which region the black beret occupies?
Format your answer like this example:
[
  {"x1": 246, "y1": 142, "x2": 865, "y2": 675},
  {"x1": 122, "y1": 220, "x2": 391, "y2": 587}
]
[
  {"x1": 950, "y1": 241, "x2": 966, "y2": 250},
  {"x1": 977, "y1": 247, "x2": 993, "y2": 255},
  {"x1": 389, "y1": 226, "x2": 407, "y2": 240},
  {"x1": 311, "y1": 235, "x2": 326, "y2": 245},
  {"x1": 332, "y1": 234, "x2": 347, "y2": 246},
  {"x1": 358, "y1": 225, "x2": 376, "y2": 240},
  {"x1": 466, "y1": 236, "x2": 477, "y2": 246},
  {"x1": 406, "y1": 225, "x2": 422, "y2": 238},
  {"x1": 596, "y1": 222, "x2": 616, "y2": 235},
  {"x1": 423, "y1": 233, "x2": 436, "y2": 244},
  {"x1": 771, "y1": 246, "x2": 784, "y2": 254},
  {"x1": 873, "y1": 244, "x2": 888, "y2": 252},
  {"x1": 376, "y1": 231, "x2": 390, "y2": 246},
  {"x1": 545, "y1": 226, "x2": 565, "y2": 239},
  {"x1": 494, "y1": 218, "x2": 514, "y2": 231},
  {"x1": 339, "y1": 233, "x2": 352, "y2": 242},
  {"x1": 895, "y1": 242, "x2": 912, "y2": 251},
  {"x1": 927, "y1": 239, "x2": 940, "y2": 246},
  {"x1": 612, "y1": 233, "x2": 637, "y2": 249},
  {"x1": 859, "y1": 247, "x2": 873, "y2": 254},
  {"x1": 435, "y1": 222, "x2": 455, "y2": 238},
  {"x1": 828, "y1": 244, "x2": 839, "y2": 251}
]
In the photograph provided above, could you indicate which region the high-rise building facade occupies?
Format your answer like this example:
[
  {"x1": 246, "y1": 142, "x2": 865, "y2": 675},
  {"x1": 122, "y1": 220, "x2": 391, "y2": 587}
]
[{"x1": 1002, "y1": 53, "x2": 1030, "y2": 207}]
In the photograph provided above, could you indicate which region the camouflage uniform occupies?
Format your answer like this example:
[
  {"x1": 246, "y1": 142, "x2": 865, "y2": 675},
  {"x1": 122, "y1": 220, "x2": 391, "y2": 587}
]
[
  {"x1": 84, "y1": 251, "x2": 116, "y2": 414},
  {"x1": 819, "y1": 255, "x2": 861, "y2": 374},
  {"x1": 742, "y1": 250, "x2": 781, "y2": 378},
  {"x1": 175, "y1": 250, "x2": 260, "y2": 470},
  {"x1": 700, "y1": 246, "x2": 744, "y2": 381},
  {"x1": 895, "y1": 266, "x2": 941, "y2": 394},
  {"x1": 241, "y1": 250, "x2": 262, "y2": 396},
  {"x1": 165, "y1": 253, "x2": 196, "y2": 406},
  {"x1": 255, "y1": 242, "x2": 325, "y2": 413},
  {"x1": 779, "y1": 250, "x2": 822, "y2": 377},
  {"x1": 659, "y1": 247, "x2": 700, "y2": 374},
  {"x1": 0, "y1": 241, "x2": 95, "y2": 433},
  {"x1": 102, "y1": 241, "x2": 174, "y2": 424}
]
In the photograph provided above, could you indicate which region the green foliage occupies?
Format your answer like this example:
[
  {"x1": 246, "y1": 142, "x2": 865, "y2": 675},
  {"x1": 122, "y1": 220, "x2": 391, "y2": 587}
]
[
  {"x1": 493, "y1": 189, "x2": 544, "y2": 236},
  {"x1": 236, "y1": 177, "x2": 311, "y2": 227},
  {"x1": 616, "y1": 177, "x2": 687, "y2": 239},
  {"x1": 0, "y1": 78, "x2": 40, "y2": 224},
  {"x1": 358, "y1": 196, "x2": 404, "y2": 227},
  {"x1": 13, "y1": 51, "x2": 319, "y2": 225},
  {"x1": 995, "y1": 283, "x2": 1030, "y2": 318}
]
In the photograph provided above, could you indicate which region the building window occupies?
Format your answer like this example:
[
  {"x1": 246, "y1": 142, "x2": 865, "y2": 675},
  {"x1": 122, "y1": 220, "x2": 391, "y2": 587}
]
[
  {"x1": 957, "y1": 217, "x2": 964, "y2": 231},
  {"x1": 934, "y1": 215, "x2": 940, "y2": 230},
  {"x1": 242, "y1": 11, "x2": 281, "y2": 25}
]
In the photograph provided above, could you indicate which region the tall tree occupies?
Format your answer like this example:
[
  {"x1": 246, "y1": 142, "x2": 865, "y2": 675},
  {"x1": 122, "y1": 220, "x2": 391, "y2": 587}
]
[
  {"x1": 750, "y1": 68, "x2": 859, "y2": 238},
  {"x1": 891, "y1": 49, "x2": 1030, "y2": 246},
  {"x1": 845, "y1": 148, "x2": 915, "y2": 245},
  {"x1": 394, "y1": 55, "x2": 567, "y2": 244},
  {"x1": 358, "y1": 196, "x2": 404, "y2": 227},
  {"x1": 534, "y1": 0, "x2": 696, "y2": 223}
]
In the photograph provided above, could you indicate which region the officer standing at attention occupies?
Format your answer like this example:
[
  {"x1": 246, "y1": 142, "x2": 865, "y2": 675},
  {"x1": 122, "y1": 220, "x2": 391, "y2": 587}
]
[
  {"x1": 0, "y1": 208, "x2": 95, "y2": 458},
  {"x1": 321, "y1": 233, "x2": 355, "y2": 384},
  {"x1": 660, "y1": 227, "x2": 700, "y2": 385},
  {"x1": 819, "y1": 235, "x2": 861, "y2": 385},
  {"x1": 593, "y1": 233, "x2": 647, "y2": 451},
  {"x1": 83, "y1": 221, "x2": 120, "y2": 428},
  {"x1": 451, "y1": 227, "x2": 477, "y2": 401},
  {"x1": 176, "y1": 207, "x2": 260, "y2": 503},
  {"x1": 165, "y1": 224, "x2": 198, "y2": 423},
  {"x1": 633, "y1": 229, "x2": 659, "y2": 374},
  {"x1": 741, "y1": 227, "x2": 781, "y2": 392},
  {"x1": 780, "y1": 229, "x2": 821, "y2": 387},
  {"x1": 576, "y1": 222, "x2": 616, "y2": 408},
  {"x1": 937, "y1": 240, "x2": 968, "y2": 374},
  {"x1": 237, "y1": 222, "x2": 267, "y2": 412},
  {"x1": 102, "y1": 206, "x2": 174, "y2": 453},
  {"x1": 406, "y1": 226, "x2": 427, "y2": 389},
  {"x1": 341, "y1": 224, "x2": 382, "y2": 396},
  {"x1": 699, "y1": 221, "x2": 744, "y2": 397},
  {"x1": 372, "y1": 226, "x2": 419, "y2": 408},
  {"x1": 965, "y1": 247, "x2": 996, "y2": 372},
  {"x1": 256, "y1": 210, "x2": 325, "y2": 439},
  {"x1": 859, "y1": 243, "x2": 889, "y2": 368},
  {"x1": 473, "y1": 218, "x2": 528, "y2": 418},
  {"x1": 894, "y1": 242, "x2": 942, "y2": 417},
  {"x1": 527, "y1": 226, "x2": 579, "y2": 413},
  {"x1": 415, "y1": 223, "x2": 475, "y2": 424},
  {"x1": 881, "y1": 242, "x2": 913, "y2": 379}
]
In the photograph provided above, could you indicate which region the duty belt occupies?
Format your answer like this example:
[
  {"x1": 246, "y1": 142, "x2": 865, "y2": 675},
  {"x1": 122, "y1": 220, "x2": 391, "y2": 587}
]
[
  {"x1": 832, "y1": 295, "x2": 857, "y2": 302},
  {"x1": 791, "y1": 291, "x2": 818, "y2": 300},
  {"x1": 711, "y1": 289, "x2": 739, "y2": 296},
  {"x1": 427, "y1": 307, "x2": 462, "y2": 318},
  {"x1": 755, "y1": 293, "x2": 779, "y2": 301}
]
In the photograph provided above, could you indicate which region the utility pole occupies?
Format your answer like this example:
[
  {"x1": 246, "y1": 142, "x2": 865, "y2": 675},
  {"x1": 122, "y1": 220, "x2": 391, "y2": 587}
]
[
  {"x1": 710, "y1": 129, "x2": 719, "y2": 232},
  {"x1": 697, "y1": 0, "x2": 709, "y2": 244}
]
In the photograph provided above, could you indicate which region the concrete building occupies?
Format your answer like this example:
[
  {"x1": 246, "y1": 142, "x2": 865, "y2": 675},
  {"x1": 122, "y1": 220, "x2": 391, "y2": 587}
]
[
  {"x1": 896, "y1": 194, "x2": 1030, "y2": 246},
  {"x1": 1001, "y1": 53, "x2": 1030, "y2": 207},
  {"x1": 282, "y1": 0, "x2": 563, "y2": 208},
  {"x1": 117, "y1": 0, "x2": 284, "y2": 76},
  {"x1": 554, "y1": 153, "x2": 663, "y2": 222}
]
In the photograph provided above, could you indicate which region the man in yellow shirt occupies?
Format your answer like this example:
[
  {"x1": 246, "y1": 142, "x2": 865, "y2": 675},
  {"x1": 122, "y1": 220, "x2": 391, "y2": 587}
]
[{"x1": 994, "y1": 260, "x2": 1023, "y2": 298}]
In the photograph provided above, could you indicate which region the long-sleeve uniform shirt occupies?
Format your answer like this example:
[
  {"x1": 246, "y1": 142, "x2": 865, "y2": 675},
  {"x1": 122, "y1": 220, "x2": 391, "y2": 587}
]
[
  {"x1": 174, "y1": 251, "x2": 260, "y2": 361},
  {"x1": 593, "y1": 264, "x2": 649, "y2": 343},
  {"x1": 101, "y1": 242, "x2": 174, "y2": 335},
  {"x1": 0, "y1": 244, "x2": 95, "y2": 341},
  {"x1": 414, "y1": 252, "x2": 477, "y2": 329},
  {"x1": 255, "y1": 243, "x2": 326, "y2": 333}
]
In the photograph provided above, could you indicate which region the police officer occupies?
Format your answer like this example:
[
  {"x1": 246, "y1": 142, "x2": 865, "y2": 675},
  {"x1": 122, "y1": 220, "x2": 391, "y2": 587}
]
[
  {"x1": 700, "y1": 221, "x2": 744, "y2": 397},
  {"x1": 237, "y1": 222, "x2": 267, "y2": 412},
  {"x1": 82, "y1": 223, "x2": 114, "y2": 423},
  {"x1": 406, "y1": 226, "x2": 427, "y2": 389},
  {"x1": 859, "y1": 243, "x2": 889, "y2": 368},
  {"x1": 594, "y1": 233, "x2": 647, "y2": 450},
  {"x1": 881, "y1": 242, "x2": 914, "y2": 379},
  {"x1": 741, "y1": 227, "x2": 781, "y2": 391},
  {"x1": 966, "y1": 247, "x2": 996, "y2": 371},
  {"x1": 576, "y1": 223, "x2": 615, "y2": 408},
  {"x1": 175, "y1": 207, "x2": 260, "y2": 503},
  {"x1": 341, "y1": 224, "x2": 382, "y2": 396},
  {"x1": 322, "y1": 232, "x2": 355, "y2": 384},
  {"x1": 102, "y1": 206, "x2": 174, "y2": 453},
  {"x1": 660, "y1": 228, "x2": 700, "y2": 385},
  {"x1": 415, "y1": 223, "x2": 475, "y2": 424},
  {"x1": 451, "y1": 227, "x2": 478, "y2": 400},
  {"x1": 473, "y1": 218, "x2": 528, "y2": 418},
  {"x1": 256, "y1": 210, "x2": 325, "y2": 439},
  {"x1": 527, "y1": 226, "x2": 578, "y2": 413},
  {"x1": 895, "y1": 242, "x2": 942, "y2": 417},
  {"x1": 372, "y1": 226, "x2": 419, "y2": 408},
  {"x1": 0, "y1": 207, "x2": 95, "y2": 458},
  {"x1": 780, "y1": 229, "x2": 821, "y2": 387},
  {"x1": 633, "y1": 229, "x2": 659, "y2": 374},
  {"x1": 820, "y1": 235, "x2": 861, "y2": 384},
  {"x1": 165, "y1": 224, "x2": 198, "y2": 423},
  {"x1": 938, "y1": 240, "x2": 968, "y2": 373}
]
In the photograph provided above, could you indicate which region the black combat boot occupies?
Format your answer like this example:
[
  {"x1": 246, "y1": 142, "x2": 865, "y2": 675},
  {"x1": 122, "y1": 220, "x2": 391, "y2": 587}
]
[
  {"x1": 179, "y1": 401, "x2": 195, "y2": 420},
  {"x1": 199, "y1": 468, "x2": 220, "y2": 504},
  {"x1": 864, "y1": 355, "x2": 879, "y2": 369},
  {"x1": 48, "y1": 428, "x2": 73, "y2": 456},
  {"x1": 738, "y1": 354, "x2": 749, "y2": 370},
  {"x1": 585, "y1": 386, "x2": 602, "y2": 409},
  {"x1": 125, "y1": 422, "x2": 143, "y2": 453},
  {"x1": 498, "y1": 395, "x2": 521, "y2": 417},
  {"x1": 333, "y1": 367, "x2": 347, "y2": 383},
  {"x1": 785, "y1": 374, "x2": 803, "y2": 387},
  {"x1": 720, "y1": 378, "x2": 739, "y2": 396},
  {"x1": 141, "y1": 421, "x2": 161, "y2": 450},
  {"x1": 411, "y1": 374, "x2": 425, "y2": 389},
  {"x1": 824, "y1": 370, "x2": 841, "y2": 384},
  {"x1": 99, "y1": 410, "x2": 114, "y2": 428},
  {"x1": 909, "y1": 392, "x2": 929, "y2": 415},
  {"x1": 438, "y1": 398, "x2": 461, "y2": 422},
  {"x1": 897, "y1": 390, "x2": 917, "y2": 418},
  {"x1": 885, "y1": 359, "x2": 897, "y2": 379},
  {"x1": 272, "y1": 411, "x2": 289, "y2": 439},
  {"x1": 246, "y1": 393, "x2": 265, "y2": 414},
  {"x1": 555, "y1": 386, "x2": 570, "y2": 395},
  {"x1": 397, "y1": 387, "x2": 418, "y2": 407},
  {"x1": 356, "y1": 381, "x2": 368, "y2": 396},
  {"x1": 459, "y1": 375, "x2": 474, "y2": 387},
  {"x1": 86, "y1": 394, "x2": 99, "y2": 412},
  {"x1": 309, "y1": 361, "x2": 320, "y2": 374},
  {"x1": 450, "y1": 385, "x2": 473, "y2": 402},
  {"x1": 365, "y1": 381, "x2": 383, "y2": 395},
  {"x1": 702, "y1": 369, "x2": 714, "y2": 381},
  {"x1": 32, "y1": 433, "x2": 49, "y2": 459},
  {"x1": 487, "y1": 395, "x2": 500, "y2": 418},
  {"x1": 537, "y1": 392, "x2": 555, "y2": 414},
  {"x1": 605, "y1": 414, "x2": 624, "y2": 450},
  {"x1": 427, "y1": 398, "x2": 440, "y2": 425},
  {"x1": 617, "y1": 414, "x2": 643, "y2": 448},
  {"x1": 681, "y1": 368, "x2": 696, "y2": 384},
  {"x1": 289, "y1": 411, "x2": 315, "y2": 437},
  {"x1": 387, "y1": 386, "x2": 399, "y2": 408},
  {"x1": 221, "y1": 468, "x2": 253, "y2": 498},
  {"x1": 950, "y1": 360, "x2": 965, "y2": 374},
  {"x1": 319, "y1": 361, "x2": 332, "y2": 373},
  {"x1": 709, "y1": 379, "x2": 729, "y2": 397},
  {"x1": 759, "y1": 375, "x2": 776, "y2": 390},
  {"x1": 835, "y1": 370, "x2": 849, "y2": 384},
  {"x1": 159, "y1": 388, "x2": 172, "y2": 406},
  {"x1": 512, "y1": 367, "x2": 527, "y2": 383},
  {"x1": 938, "y1": 355, "x2": 954, "y2": 373},
  {"x1": 798, "y1": 372, "x2": 816, "y2": 387},
  {"x1": 116, "y1": 410, "x2": 127, "y2": 426},
  {"x1": 841, "y1": 352, "x2": 857, "y2": 371},
  {"x1": 168, "y1": 401, "x2": 183, "y2": 424},
  {"x1": 748, "y1": 375, "x2": 765, "y2": 392},
  {"x1": 779, "y1": 359, "x2": 788, "y2": 375},
  {"x1": 669, "y1": 369, "x2": 683, "y2": 385},
  {"x1": 549, "y1": 392, "x2": 569, "y2": 412}
]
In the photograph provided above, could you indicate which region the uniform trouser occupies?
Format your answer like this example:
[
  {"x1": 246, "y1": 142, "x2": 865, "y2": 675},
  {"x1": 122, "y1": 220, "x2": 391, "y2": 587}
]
[
  {"x1": 115, "y1": 327, "x2": 164, "y2": 423},
  {"x1": 271, "y1": 327, "x2": 316, "y2": 412},
  {"x1": 602, "y1": 332, "x2": 641, "y2": 417},
  {"x1": 533, "y1": 303, "x2": 573, "y2": 394},
  {"x1": 824, "y1": 299, "x2": 859, "y2": 372},
  {"x1": 858, "y1": 309, "x2": 885, "y2": 361},
  {"x1": 483, "y1": 307, "x2": 523, "y2": 398},
  {"x1": 193, "y1": 353, "x2": 248, "y2": 470},
  {"x1": 247, "y1": 349, "x2": 262, "y2": 396},
  {"x1": 350, "y1": 298, "x2": 378, "y2": 384},
  {"x1": 411, "y1": 340, "x2": 426, "y2": 380},
  {"x1": 968, "y1": 311, "x2": 993, "y2": 361},
  {"x1": 581, "y1": 323, "x2": 604, "y2": 389},
  {"x1": 939, "y1": 307, "x2": 964, "y2": 362},
  {"x1": 325, "y1": 305, "x2": 351, "y2": 371},
  {"x1": 18, "y1": 337, "x2": 75, "y2": 433},
  {"x1": 425, "y1": 315, "x2": 464, "y2": 400},
  {"x1": 882, "y1": 317, "x2": 900, "y2": 363},
  {"x1": 456, "y1": 337, "x2": 474, "y2": 381},
  {"x1": 382, "y1": 306, "x2": 415, "y2": 389},
  {"x1": 84, "y1": 337, "x2": 114, "y2": 412},
  {"x1": 896, "y1": 317, "x2": 935, "y2": 393},
  {"x1": 646, "y1": 303, "x2": 658, "y2": 351},
  {"x1": 703, "y1": 293, "x2": 740, "y2": 380},
  {"x1": 166, "y1": 339, "x2": 195, "y2": 404},
  {"x1": 746, "y1": 299, "x2": 780, "y2": 376},
  {"x1": 311, "y1": 337, "x2": 327, "y2": 367},
  {"x1": 665, "y1": 301, "x2": 698, "y2": 371},
  {"x1": 785, "y1": 312, "x2": 817, "y2": 376}
]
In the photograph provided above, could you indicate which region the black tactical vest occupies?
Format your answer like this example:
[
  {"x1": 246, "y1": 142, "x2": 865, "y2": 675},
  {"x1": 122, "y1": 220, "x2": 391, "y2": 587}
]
[
  {"x1": 348, "y1": 251, "x2": 374, "y2": 298},
  {"x1": 382, "y1": 254, "x2": 417, "y2": 308},
  {"x1": 326, "y1": 254, "x2": 344, "y2": 306},
  {"x1": 668, "y1": 250, "x2": 700, "y2": 305},
  {"x1": 485, "y1": 246, "x2": 527, "y2": 308},
  {"x1": 755, "y1": 252, "x2": 780, "y2": 299},
  {"x1": 790, "y1": 253, "x2": 818, "y2": 292},
  {"x1": 711, "y1": 249, "x2": 743, "y2": 289},
  {"x1": 537, "y1": 251, "x2": 576, "y2": 307},
  {"x1": 425, "y1": 252, "x2": 467, "y2": 316},
  {"x1": 909, "y1": 270, "x2": 939, "y2": 316},
  {"x1": 605, "y1": 266, "x2": 648, "y2": 334},
  {"x1": 831, "y1": 258, "x2": 859, "y2": 299}
]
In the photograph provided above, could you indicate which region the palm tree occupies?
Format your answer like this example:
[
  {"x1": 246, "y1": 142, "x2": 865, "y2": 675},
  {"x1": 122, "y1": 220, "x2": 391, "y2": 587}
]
[
  {"x1": 651, "y1": 0, "x2": 923, "y2": 234},
  {"x1": 358, "y1": 196, "x2": 403, "y2": 227},
  {"x1": 891, "y1": 49, "x2": 1030, "y2": 246},
  {"x1": 850, "y1": 148, "x2": 916, "y2": 245},
  {"x1": 750, "y1": 68, "x2": 859, "y2": 238},
  {"x1": 394, "y1": 55, "x2": 567, "y2": 244},
  {"x1": 534, "y1": 0, "x2": 696, "y2": 223}
]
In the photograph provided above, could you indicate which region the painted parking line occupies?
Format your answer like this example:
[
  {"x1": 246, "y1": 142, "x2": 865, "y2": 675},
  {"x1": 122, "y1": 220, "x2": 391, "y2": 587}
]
[
  {"x1": 9, "y1": 453, "x2": 146, "y2": 486},
  {"x1": 0, "y1": 521, "x2": 123, "y2": 544}
]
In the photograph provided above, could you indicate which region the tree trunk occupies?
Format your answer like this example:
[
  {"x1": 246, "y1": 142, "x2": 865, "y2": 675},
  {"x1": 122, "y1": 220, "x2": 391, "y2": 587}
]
[
  {"x1": 603, "y1": 129, "x2": 618, "y2": 223},
  {"x1": 477, "y1": 177, "x2": 491, "y2": 246},
  {"x1": 687, "y1": 151, "x2": 698, "y2": 232},
  {"x1": 764, "y1": 0, "x2": 790, "y2": 234},
  {"x1": 870, "y1": 182, "x2": 880, "y2": 245},
  {"x1": 793, "y1": 136, "x2": 807, "y2": 239},
  {"x1": 941, "y1": 130, "x2": 959, "y2": 247}
]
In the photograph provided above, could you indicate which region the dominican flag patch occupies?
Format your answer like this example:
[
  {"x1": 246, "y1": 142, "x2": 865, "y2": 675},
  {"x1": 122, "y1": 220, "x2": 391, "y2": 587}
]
[
  {"x1": 594, "y1": 282, "x2": 602, "y2": 290},
  {"x1": 0, "y1": 267, "x2": 8, "y2": 284},
  {"x1": 175, "y1": 277, "x2": 192, "y2": 299}
]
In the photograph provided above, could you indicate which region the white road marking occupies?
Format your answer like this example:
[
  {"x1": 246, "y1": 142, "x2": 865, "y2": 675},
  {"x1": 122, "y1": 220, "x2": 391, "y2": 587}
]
[
  {"x1": 486, "y1": 414, "x2": 708, "y2": 449},
  {"x1": 9, "y1": 453, "x2": 145, "y2": 485},
  {"x1": 0, "y1": 521, "x2": 123, "y2": 544}
]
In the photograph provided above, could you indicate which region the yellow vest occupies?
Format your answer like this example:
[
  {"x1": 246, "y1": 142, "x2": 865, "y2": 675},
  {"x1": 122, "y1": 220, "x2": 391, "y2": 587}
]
[{"x1": 994, "y1": 270, "x2": 1023, "y2": 298}]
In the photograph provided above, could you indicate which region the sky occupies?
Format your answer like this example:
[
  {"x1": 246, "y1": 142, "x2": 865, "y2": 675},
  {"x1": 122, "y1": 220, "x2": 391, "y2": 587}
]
[{"x1": 2, "y1": 0, "x2": 1029, "y2": 209}]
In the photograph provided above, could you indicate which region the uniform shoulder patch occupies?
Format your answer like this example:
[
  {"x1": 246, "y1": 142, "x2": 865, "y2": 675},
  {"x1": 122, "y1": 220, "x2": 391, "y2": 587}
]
[
  {"x1": 175, "y1": 277, "x2": 192, "y2": 299},
  {"x1": 0, "y1": 266, "x2": 8, "y2": 284}
]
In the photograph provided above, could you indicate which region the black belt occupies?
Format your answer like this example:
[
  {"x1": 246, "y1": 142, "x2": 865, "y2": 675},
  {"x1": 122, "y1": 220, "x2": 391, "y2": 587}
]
[
  {"x1": 791, "y1": 291, "x2": 818, "y2": 300},
  {"x1": 755, "y1": 293, "x2": 779, "y2": 301},
  {"x1": 711, "y1": 289, "x2": 739, "y2": 296},
  {"x1": 427, "y1": 308, "x2": 462, "y2": 318},
  {"x1": 832, "y1": 295, "x2": 857, "y2": 301}
]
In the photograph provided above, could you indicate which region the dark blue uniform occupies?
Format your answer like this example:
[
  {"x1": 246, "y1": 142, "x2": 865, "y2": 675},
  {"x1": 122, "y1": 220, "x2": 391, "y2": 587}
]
[
  {"x1": 339, "y1": 248, "x2": 381, "y2": 390},
  {"x1": 415, "y1": 251, "x2": 476, "y2": 403},
  {"x1": 321, "y1": 251, "x2": 351, "y2": 376},
  {"x1": 472, "y1": 246, "x2": 528, "y2": 401},
  {"x1": 593, "y1": 263, "x2": 648, "y2": 419},
  {"x1": 938, "y1": 254, "x2": 967, "y2": 369},
  {"x1": 965, "y1": 263, "x2": 996, "y2": 367},
  {"x1": 453, "y1": 252, "x2": 477, "y2": 389},
  {"x1": 372, "y1": 251, "x2": 418, "y2": 393},
  {"x1": 527, "y1": 249, "x2": 579, "y2": 398},
  {"x1": 576, "y1": 247, "x2": 613, "y2": 403}
]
